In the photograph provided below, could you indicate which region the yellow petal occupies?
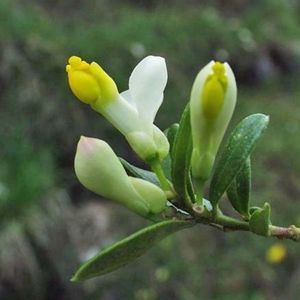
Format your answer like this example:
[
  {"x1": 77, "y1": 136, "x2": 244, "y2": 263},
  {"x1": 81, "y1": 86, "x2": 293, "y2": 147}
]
[
  {"x1": 201, "y1": 62, "x2": 227, "y2": 120},
  {"x1": 68, "y1": 70, "x2": 101, "y2": 104},
  {"x1": 66, "y1": 56, "x2": 118, "y2": 107}
]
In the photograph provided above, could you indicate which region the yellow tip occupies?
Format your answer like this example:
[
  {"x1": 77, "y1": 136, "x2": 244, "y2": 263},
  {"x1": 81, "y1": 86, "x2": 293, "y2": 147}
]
[
  {"x1": 201, "y1": 62, "x2": 227, "y2": 120},
  {"x1": 69, "y1": 56, "x2": 82, "y2": 67},
  {"x1": 66, "y1": 55, "x2": 118, "y2": 107}
]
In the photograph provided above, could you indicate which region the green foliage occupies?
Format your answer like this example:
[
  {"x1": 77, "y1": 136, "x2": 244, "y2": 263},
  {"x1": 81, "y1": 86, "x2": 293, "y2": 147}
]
[
  {"x1": 120, "y1": 158, "x2": 161, "y2": 187},
  {"x1": 171, "y1": 105, "x2": 193, "y2": 205},
  {"x1": 161, "y1": 124, "x2": 179, "y2": 180},
  {"x1": 71, "y1": 219, "x2": 194, "y2": 281},
  {"x1": 164, "y1": 124, "x2": 179, "y2": 155},
  {"x1": 227, "y1": 157, "x2": 251, "y2": 219},
  {"x1": 209, "y1": 114, "x2": 269, "y2": 208},
  {"x1": 0, "y1": 129, "x2": 55, "y2": 222}
]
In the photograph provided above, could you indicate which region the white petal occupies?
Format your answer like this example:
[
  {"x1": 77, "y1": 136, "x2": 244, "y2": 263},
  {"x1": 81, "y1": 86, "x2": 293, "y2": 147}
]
[
  {"x1": 101, "y1": 95, "x2": 141, "y2": 135},
  {"x1": 213, "y1": 62, "x2": 237, "y2": 150},
  {"x1": 129, "y1": 55, "x2": 167, "y2": 124},
  {"x1": 120, "y1": 89, "x2": 137, "y2": 110}
]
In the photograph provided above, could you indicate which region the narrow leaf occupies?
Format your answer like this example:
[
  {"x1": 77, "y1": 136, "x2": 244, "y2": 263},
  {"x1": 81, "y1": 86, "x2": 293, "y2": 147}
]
[
  {"x1": 227, "y1": 156, "x2": 251, "y2": 219},
  {"x1": 161, "y1": 123, "x2": 179, "y2": 180},
  {"x1": 171, "y1": 105, "x2": 194, "y2": 203},
  {"x1": 165, "y1": 123, "x2": 179, "y2": 156},
  {"x1": 249, "y1": 202, "x2": 271, "y2": 236},
  {"x1": 209, "y1": 114, "x2": 269, "y2": 207},
  {"x1": 71, "y1": 219, "x2": 194, "y2": 281},
  {"x1": 120, "y1": 158, "x2": 160, "y2": 187}
]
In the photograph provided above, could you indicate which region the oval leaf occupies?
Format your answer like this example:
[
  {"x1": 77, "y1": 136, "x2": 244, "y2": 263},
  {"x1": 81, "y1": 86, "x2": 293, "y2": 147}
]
[
  {"x1": 71, "y1": 219, "x2": 194, "y2": 281},
  {"x1": 171, "y1": 105, "x2": 194, "y2": 204},
  {"x1": 209, "y1": 114, "x2": 269, "y2": 207},
  {"x1": 227, "y1": 156, "x2": 251, "y2": 219},
  {"x1": 249, "y1": 202, "x2": 271, "y2": 236}
]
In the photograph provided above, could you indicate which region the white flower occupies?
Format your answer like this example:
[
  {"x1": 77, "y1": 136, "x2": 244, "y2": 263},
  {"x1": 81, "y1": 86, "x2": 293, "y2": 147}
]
[{"x1": 66, "y1": 55, "x2": 169, "y2": 162}]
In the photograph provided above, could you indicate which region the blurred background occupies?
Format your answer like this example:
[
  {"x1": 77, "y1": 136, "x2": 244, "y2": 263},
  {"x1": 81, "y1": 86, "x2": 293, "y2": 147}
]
[{"x1": 1, "y1": 0, "x2": 300, "y2": 299}]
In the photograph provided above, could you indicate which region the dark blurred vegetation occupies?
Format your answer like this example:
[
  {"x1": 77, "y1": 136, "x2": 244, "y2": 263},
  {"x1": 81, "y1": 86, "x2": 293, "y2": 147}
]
[{"x1": 1, "y1": 0, "x2": 300, "y2": 299}]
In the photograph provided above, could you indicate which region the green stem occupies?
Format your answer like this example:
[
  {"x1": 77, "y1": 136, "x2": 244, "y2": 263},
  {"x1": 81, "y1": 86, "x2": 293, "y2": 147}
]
[
  {"x1": 192, "y1": 207, "x2": 300, "y2": 241},
  {"x1": 150, "y1": 159, "x2": 172, "y2": 192},
  {"x1": 269, "y1": 225, "x2": 300, "y2": 241},
  {"x1": 193, "y1": 179, "x2": 205, "y2": 206},
  {"x1": 214, "y1": 213, "x2": 249, "y2": 231}
]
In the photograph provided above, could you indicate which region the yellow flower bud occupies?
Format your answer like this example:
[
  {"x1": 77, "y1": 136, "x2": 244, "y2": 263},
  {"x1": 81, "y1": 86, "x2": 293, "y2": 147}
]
[
  {"x1": 266, "y1": 243, "x2": 287, "y2": 264},
  {"x1": 190, "y1": 60, "x2": 237, "y2": 181},
  {"x1": 66, "y1": 56, "x2": 118, "y2": 107}
]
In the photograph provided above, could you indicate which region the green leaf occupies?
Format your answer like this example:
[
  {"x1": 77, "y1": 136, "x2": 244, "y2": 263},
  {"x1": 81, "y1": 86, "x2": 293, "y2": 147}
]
[
  {"x1": 161, "y1": 155, "x2": 172, "y2": 181},
  {"x1": 120, "y1": 158, "x2": 160, "y2": 187},
  {"x1": 171, "y1": 105, "x2": 194, "y2": 203},
  {"x1": 227, "y1": 156, "x2": 251, "y2": 219},
  {"x1": 249, "y1": 202, "x2": 271, "y2": 236},
  {"x1": 249, "y1": 206, "x2": 261, "y2": 215},
  {"x1": 161, "y1": 123, "x2": 179, "y2": 180},
  {"x1": 165, "y1": 123, "x2": 179, "y2": 156},
  {"x1": 209, "y1": 114, "x2": 269, "y2": 207},
  {"x1": 71, "y1": 219, "x2": 194, "y2": 281}
]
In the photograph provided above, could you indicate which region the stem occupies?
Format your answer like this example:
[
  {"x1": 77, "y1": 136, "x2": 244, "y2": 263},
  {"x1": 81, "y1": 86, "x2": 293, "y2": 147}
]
[
  {"x1": 270, "y1": 225, "x2": 300, "y2": 241},
  {"x1": 193, "y1": 179, "x2": 205, "y2": 206},
  {"x1": 191, "y1": 207, "x2": 300, "y2": 241},
  {"x1": 214, "y1": 213, "x2": 249, "y2": 231},
  {"x1": 150, "y1": 159, "x2": 173, "y2": 192}
]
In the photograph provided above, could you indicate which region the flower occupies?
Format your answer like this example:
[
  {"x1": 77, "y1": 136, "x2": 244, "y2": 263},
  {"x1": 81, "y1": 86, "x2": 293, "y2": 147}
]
[
  {"x1": 190, "y1": 61, "x2": 237, "y2": 180},
  {"x1": 74, "y1": 136, "x2": 167, "y2": 217},
  {"x1": 66, "y1": 55, "x2": 169, "y2": 162},
  {"x1": 266, "y1": 243, "x2": 287, "y2": 264}
]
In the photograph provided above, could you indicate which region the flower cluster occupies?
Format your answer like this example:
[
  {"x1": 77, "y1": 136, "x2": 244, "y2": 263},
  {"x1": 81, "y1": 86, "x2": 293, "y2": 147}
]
[{"x1": 66, "y1": 55, "x2": 236, "y2": 218}]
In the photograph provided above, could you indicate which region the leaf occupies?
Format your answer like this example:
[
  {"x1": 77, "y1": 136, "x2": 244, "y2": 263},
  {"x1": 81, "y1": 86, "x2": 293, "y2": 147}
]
[
  {"x1": 249, "y1": 206, "x2": 261, "y2": 215},
  {"x1": 120, "y1": 158, "x2": 160, "y2": 187},
  {"x1": 161, "y1": 123, "x2": 179, "y2": 180},
  {"x1": 71, "y1": 219, "x2": 194, "y2": 281},
  {"x1": 249, "y1": 202, "x2": 271, "y2": 236},
  {"x1": 209, "y1": 114, "x2": 269, "y2": 207},
  {"x1": 171, "y1": 105, "x2": 194, "y2": 203},
  {"x1": 165, "y1": 123, "x2": 179, "y2": 156},
  {"x1": 227, "y1": 156, "x2": 251, "y2": 219},
  {"x1": 161, "y1": 155, "x2": 172, "y2": 181}
]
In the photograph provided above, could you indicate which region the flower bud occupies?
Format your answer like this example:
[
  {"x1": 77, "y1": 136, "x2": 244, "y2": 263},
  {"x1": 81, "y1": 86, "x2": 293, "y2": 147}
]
[
  {"x1": 66, "y1": 56, "x2": 118, "y2": 107},
  {"x1": 190, "y1": 61, "x2": 237, "y2": 180},
  {"x1": 74, "y1": 136, "x2": 167, "y2": 216}
]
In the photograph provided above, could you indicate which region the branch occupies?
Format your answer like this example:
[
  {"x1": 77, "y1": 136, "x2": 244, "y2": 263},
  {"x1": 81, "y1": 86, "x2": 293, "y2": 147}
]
[
  {"x1": 269, "y1": 225, "x2": 300, "y2": 241},
  {"x1": 190, "y1": 206, "x2": 300, "y2": 241}
]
